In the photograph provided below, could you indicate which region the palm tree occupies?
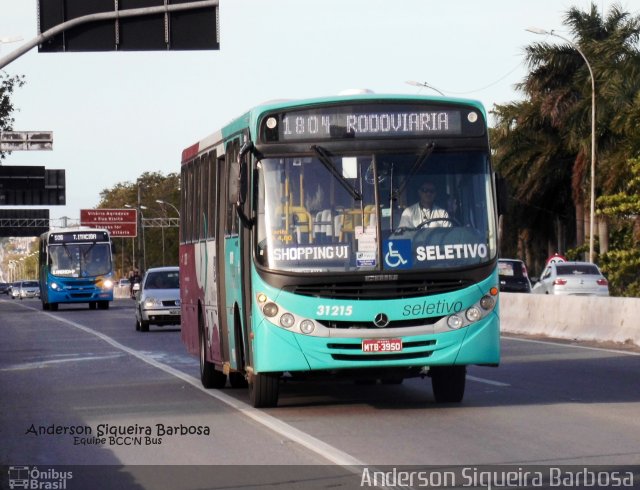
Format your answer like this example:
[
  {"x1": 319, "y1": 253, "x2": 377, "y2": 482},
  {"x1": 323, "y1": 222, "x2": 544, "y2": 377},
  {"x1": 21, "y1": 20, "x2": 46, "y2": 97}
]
[{"x1": 493, "y1": 3, "x2": 640, "y2": 265}]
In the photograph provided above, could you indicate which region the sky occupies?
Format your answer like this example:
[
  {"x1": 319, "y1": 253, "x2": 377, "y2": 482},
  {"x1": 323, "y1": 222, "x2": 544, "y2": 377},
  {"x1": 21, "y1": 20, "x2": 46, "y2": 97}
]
[{"x1": 0, "y1": 0, "x2": 636, "y2": 224}]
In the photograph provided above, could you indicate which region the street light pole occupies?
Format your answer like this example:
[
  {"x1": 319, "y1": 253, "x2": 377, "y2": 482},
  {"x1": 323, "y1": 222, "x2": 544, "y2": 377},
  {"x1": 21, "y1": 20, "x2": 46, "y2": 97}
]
[
  {"x1": 405, "y1": 80, "x2": 445, "y2": 96},
  {"x1": 155, "y1": 199, "x2": 180, "y2": 217},
  {"x1": 526, "y1": 27, "x2": 596, "y2": 263}
]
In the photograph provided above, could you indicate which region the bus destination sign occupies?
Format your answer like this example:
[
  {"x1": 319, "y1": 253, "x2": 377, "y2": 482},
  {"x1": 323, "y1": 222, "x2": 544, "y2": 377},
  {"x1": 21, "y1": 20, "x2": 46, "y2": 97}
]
[
  {"x1": 261, "y1": 104, "x2": 484, "y2": 142},
  {"x1": 51, "y1": 231, "x2": 109, "y2": 243}
]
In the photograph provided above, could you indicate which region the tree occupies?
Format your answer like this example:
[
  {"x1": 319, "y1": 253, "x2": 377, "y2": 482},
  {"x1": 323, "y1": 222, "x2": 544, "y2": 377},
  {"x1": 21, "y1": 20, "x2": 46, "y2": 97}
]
[
  {"x1": 596, "y1": 157, "x2": 640, "y2": 296},
  {"x1": 0, "y1": 72, "x2": 26, "y2": 161},
  {"x1": 97, "y1": 171, "x2": 180, "y2": 276},
  {"x1": 492, "y1": 3, "x2": 640, "y2": 276}
]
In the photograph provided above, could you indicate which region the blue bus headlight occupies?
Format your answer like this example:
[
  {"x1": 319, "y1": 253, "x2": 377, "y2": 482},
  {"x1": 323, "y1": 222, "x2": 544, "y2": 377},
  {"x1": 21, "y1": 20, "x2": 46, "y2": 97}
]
[
  {"x1": 50, "y1": 282, "x2": 60, "y2": 290},
  {"x1": 103, "y1": 279, "x2": 114, "y2": 289}
]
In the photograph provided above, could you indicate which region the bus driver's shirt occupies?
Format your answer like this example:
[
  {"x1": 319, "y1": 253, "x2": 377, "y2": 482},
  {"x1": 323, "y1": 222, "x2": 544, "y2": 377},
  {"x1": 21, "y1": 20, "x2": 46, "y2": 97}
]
[{"x1": 399, "y1": 203, "x2": 451, "y2": 228}]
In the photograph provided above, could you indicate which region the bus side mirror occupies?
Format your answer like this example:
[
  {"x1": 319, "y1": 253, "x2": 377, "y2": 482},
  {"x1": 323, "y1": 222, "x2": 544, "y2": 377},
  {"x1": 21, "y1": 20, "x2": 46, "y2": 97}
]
[
  {"x1": 236, "y1": 140, "x2": 254, "y2": 228},
  {"x1": 111, "y1": 242, "x2": 117, "y2": 254}
]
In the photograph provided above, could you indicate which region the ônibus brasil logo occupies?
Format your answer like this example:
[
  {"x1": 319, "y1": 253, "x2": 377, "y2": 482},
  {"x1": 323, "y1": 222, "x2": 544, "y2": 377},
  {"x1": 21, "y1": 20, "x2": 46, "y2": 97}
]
[{"x1": 8, "y1": 466, "x2": 73, "y2": 489}]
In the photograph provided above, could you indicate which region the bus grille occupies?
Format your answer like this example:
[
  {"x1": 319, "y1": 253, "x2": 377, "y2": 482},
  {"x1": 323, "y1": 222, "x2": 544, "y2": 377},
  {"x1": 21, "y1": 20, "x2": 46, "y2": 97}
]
[
  {"x1": 284, "y1": 279, "x2": 469, "y2": 300},
  {"x1": 318, "y1": 317, "x2": 443, "y2": 329}
]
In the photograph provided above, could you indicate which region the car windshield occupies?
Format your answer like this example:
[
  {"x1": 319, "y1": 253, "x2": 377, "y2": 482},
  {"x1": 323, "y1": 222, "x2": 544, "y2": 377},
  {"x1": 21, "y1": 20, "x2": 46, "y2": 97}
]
[
  {"x1": 145, "y1": 271, "x2": 179, "y2": 289},
  {"x1": 256, "y1": 151, "x2": 497, "y2": 273},
  {"x1": 48, "y1": 243, "x2": 112, "y2": 277},
  {"x1": 22, "y1": 281, "x2": 39, "y2": 288}
]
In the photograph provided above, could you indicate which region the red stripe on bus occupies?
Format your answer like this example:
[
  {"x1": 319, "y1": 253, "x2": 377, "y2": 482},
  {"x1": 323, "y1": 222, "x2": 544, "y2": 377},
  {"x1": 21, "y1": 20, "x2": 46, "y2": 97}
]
[{"x1": 181, "y1": 143, "x2": 200, "y2": 163}]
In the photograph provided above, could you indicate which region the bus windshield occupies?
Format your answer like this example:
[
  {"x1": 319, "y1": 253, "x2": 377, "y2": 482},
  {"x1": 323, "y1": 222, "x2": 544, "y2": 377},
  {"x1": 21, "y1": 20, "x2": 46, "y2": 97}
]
[
  {"x1": 256, "y1": 150, "x2": 497, "y2": 273},
  {"x1": 48, "y1": 243, "x2": 112, "y2": 277}
]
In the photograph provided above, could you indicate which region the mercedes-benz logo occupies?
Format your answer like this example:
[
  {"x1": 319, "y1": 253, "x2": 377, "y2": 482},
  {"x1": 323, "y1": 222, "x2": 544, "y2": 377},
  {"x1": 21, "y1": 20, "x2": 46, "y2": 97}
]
[{"x1": 373, "y1": 313, "x2": 389, "y2": 328}]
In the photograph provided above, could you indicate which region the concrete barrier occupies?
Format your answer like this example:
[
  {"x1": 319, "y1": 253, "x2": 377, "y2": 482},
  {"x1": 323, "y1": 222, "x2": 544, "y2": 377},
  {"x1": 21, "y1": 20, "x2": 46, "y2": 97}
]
[{"x1": 500, "y1": 293, "x2": 640, "y2": 348}]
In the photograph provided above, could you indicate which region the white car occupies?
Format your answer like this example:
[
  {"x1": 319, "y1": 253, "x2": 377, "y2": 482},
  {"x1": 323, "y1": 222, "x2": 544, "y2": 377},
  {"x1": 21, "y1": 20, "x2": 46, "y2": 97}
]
[
  {"x1": 135, "y1": 266, "x2": 180, "y2": 332},
  {"x1": 532, "y1": 261, "x2": 609, "y2": 296}
]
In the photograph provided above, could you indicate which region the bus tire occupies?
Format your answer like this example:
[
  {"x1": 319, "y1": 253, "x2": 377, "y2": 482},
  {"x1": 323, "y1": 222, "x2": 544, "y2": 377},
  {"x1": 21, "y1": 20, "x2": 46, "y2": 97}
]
[
  {"x1": 430, "y1": 365, "x2": 466, "y2": 403},
  {"x1": 89, "y1": 302, "x2": 97, "y2": 310},
  {"x1": 98, "y1": 301, "x2": 109, "y2": 310},
  {"x1": 249, "y1": 372, "x2": 279, "y2": 408},
  {"x1": 199, "y1": 318, "x2": 226, "y2": 389},
  {"x1": 50, "y1": 303, "x2": 58, "y2": 311},
  {"x1": 42, "y1": 301, "x2": 49, "y2": 311}
]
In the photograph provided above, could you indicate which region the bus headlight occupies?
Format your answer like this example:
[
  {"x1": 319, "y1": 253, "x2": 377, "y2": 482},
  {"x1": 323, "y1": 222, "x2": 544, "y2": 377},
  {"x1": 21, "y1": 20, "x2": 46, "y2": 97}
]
[
  {"x1": 279, "y1": 313, "x2": 295, "y2": 328},
  {"x1": 465, "y1": 306, "x2": 481, "y2": 322},
  {"x1": 300, "y1": 319, "x2": 315, "y2": 334},
  {"x1": 447, "y1": 315, "x2": 463, "y2": 329},
  {"x1": 262, "y1": 302, "x2": 278, "y2": 318},
  {"x1": 50, "y1": 282, "x2": 60, "y2": 290},
  {"x1": 480, "y1": 295, "x2": 495, "y2": 310},
  {"x1": 103, "y1": 279, "x2": 114, "y2": 289}
]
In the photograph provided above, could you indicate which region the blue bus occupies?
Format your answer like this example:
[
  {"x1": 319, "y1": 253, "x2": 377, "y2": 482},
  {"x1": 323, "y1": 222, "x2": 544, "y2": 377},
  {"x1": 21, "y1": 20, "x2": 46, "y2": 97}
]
[
  {"x1": 38, "y1": 228, "x2": 115, "y2": 310},
  {"x1": 180, "y1": 93, "x2": 500, "y2": 407}
]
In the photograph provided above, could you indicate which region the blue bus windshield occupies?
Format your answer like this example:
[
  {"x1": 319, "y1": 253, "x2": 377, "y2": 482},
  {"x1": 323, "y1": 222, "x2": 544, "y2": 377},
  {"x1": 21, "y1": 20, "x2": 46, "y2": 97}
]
[
  {"x1": 256, "y1": 151, "x2": 497, "y2": 273},
  {"x1": 48, "y1": 242, "x2": 112, "y2": 277}
]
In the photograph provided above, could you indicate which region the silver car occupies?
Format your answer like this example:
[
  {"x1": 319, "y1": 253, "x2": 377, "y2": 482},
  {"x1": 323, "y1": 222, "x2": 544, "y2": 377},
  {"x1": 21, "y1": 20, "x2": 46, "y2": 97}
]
[
  {"x1": 532, "y1": 261, "x2": 609, "y2": 296},
  {"x1": 135, "y1": 266, "x2": 180, "y2": 332},
  {"x1": 19, "y1": 280, "x2": 40, "y2": 299}
]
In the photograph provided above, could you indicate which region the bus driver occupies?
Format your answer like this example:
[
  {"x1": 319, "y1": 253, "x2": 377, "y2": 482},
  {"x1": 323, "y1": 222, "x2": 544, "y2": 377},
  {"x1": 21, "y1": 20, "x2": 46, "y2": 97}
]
[{"x1": 398, "y1": 181, "x2": 451, "y2": 229}]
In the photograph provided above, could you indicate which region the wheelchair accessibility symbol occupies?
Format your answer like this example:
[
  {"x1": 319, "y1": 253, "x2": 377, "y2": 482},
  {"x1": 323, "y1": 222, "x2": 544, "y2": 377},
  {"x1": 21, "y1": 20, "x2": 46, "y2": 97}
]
[{"x1": 384, "y1": 240, "x2": 412, "y2": 269}]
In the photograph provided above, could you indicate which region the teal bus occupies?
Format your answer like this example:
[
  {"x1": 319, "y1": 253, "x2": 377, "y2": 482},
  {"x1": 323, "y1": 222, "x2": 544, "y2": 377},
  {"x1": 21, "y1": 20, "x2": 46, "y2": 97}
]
[
  {"x1": 38, "y1": 228, "x2": 115, "y2": 310},
  {"x1": 179, "y1": 93, "x2": 500, "y2": 407}
]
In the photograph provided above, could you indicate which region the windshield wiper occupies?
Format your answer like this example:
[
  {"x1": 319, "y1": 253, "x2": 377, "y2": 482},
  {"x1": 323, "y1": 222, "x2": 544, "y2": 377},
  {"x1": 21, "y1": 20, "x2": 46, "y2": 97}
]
[
  {"x1": 311, "y1": 145, "x2": 362, "y2": 201},
  {"x1": 392, "y1": 142, "x2": 436, "y2": 200}
]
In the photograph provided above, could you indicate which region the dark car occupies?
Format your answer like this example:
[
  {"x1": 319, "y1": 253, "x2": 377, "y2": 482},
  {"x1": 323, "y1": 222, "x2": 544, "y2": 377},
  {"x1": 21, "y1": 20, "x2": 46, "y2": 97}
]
[
  {"x1": 0, "y1": 282, "x2": 10, "y2": 294},
  {"x1": 498, "y1": 258, "x2": 532, "y2": 293}
]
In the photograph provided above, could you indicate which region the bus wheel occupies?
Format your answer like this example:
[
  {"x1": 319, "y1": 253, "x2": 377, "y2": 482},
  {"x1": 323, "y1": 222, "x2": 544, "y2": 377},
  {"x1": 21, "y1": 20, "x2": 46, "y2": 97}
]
[
  {"x1": 229, "y1": 371, "x2": 248, "y2": 388},
  {"x1": 42, "y1": 301, "x2": 49, "y2": 311},
  {"x1": 430, "y1": 366, "x2": 466, "y2": 403},
  {"x1": 98, "y1": 301, "x2": 109, "y2": 310},
  {"x1": 50, "y1": 303, "x2": 58, "y2": 311},
  {"x1": 249, "y1": 372, "x2": 280, "y2": 408},
  {"x1": 199, "y1": 323, "x2": 226, "y2": 389},
  {"x1": 89, "y1": 302, "x2": 97, "y2": 310}
]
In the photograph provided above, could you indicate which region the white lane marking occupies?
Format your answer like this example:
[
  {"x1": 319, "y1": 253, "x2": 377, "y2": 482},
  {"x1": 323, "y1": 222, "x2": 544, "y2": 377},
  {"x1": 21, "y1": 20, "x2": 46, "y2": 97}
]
[
  {"x1": 19, "y1": 303, "x2": 367, "y2": 467},
  {"x1": 503, "y1": 335, "x2": 640, "y2": 356},
  {"x1": 1, "y1": 353, "x2": 124, "y2": 371},
  {"x1": 466, "y1": 375, "x2": 510, "y2": 387}
]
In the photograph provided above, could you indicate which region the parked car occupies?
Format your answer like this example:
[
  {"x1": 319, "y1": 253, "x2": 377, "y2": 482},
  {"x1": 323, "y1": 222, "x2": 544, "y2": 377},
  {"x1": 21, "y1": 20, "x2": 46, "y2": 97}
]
[
  {"x1": 118, "y1": 278, "x2": 130, "y2": 288},
  {"x1": 498, "y1": 258, "x2": 532, "y2": 293},
  {"x1": 135, "y1": 266, "x2": 180, "y2": 332},
  {"x1": 19, "y1": 280, "x2": 40, "y2": 299},
  {"x1": 0, "y1": 282, "x2": 10, "y2": 294},
  {"x1": 532, "y1": 261, "x2": 609, "y2": 296}
]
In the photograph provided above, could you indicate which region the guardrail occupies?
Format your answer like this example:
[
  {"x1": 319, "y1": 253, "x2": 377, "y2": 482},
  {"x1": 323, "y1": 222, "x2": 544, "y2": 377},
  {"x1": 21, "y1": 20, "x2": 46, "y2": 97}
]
[{"x1": 500, "y1": 293, "x2": 640, "y2": 348}]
